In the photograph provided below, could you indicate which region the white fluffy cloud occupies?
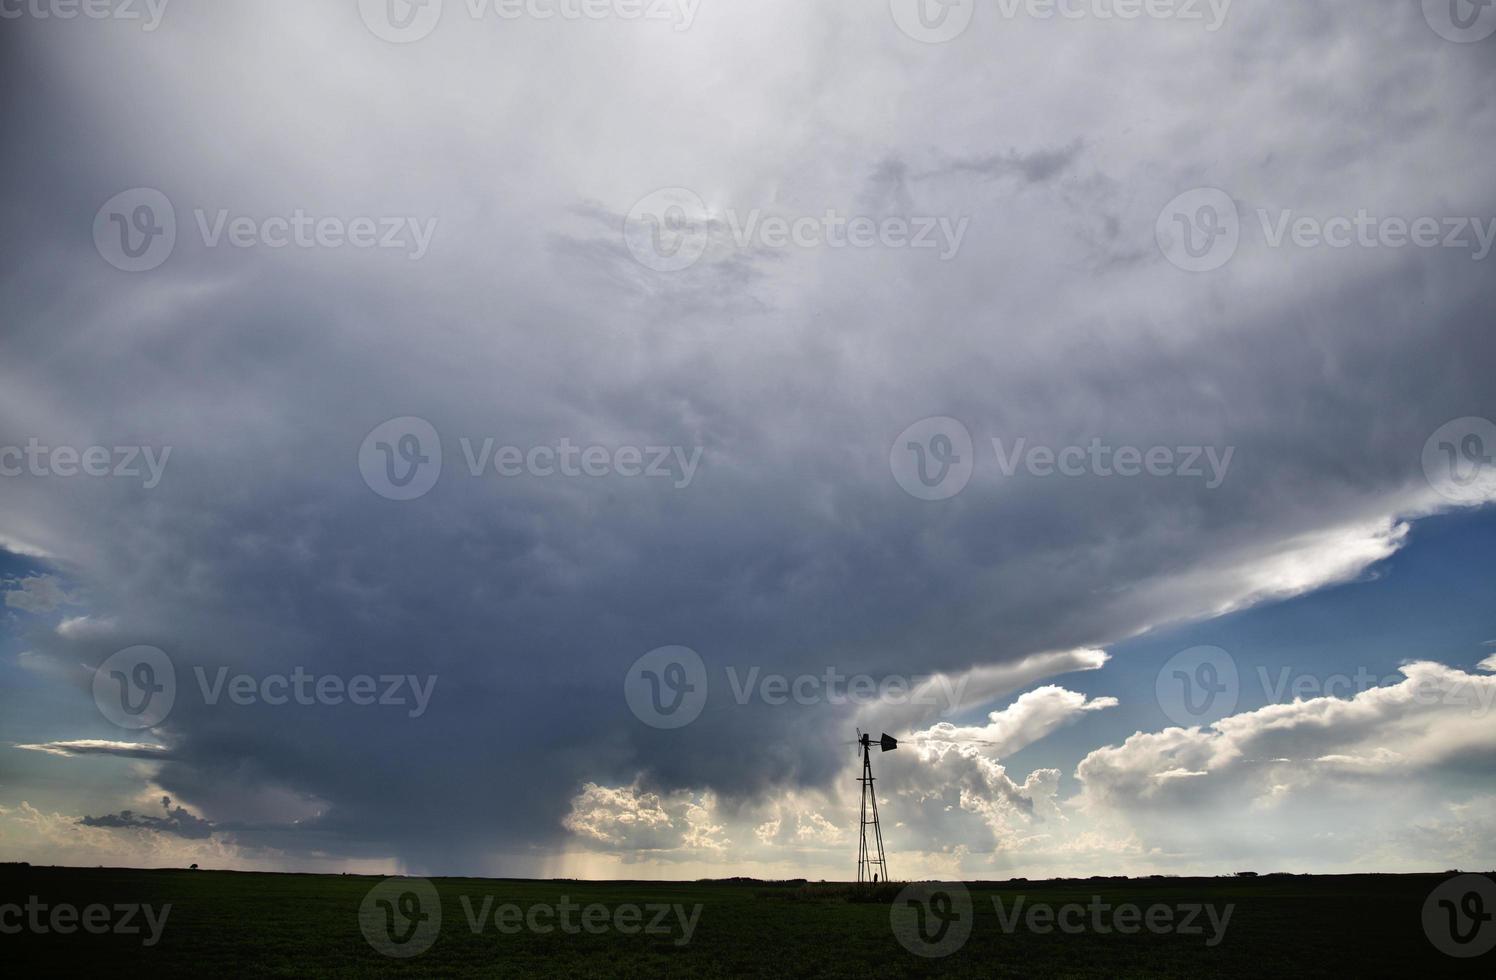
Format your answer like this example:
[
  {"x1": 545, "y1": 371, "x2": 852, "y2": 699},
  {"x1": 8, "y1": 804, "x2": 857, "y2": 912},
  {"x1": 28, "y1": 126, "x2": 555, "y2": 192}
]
[
  {"x1": 561, "y1": 658, "x2": 1496, "y2": 878},
  {"x1": 562, "y1": 782, "x2": 730, "y2": 854},
  {"x1": 3, "y1": 574, "x2": 76, "y2": 613},
  {"x1": 856, "y1": 649, "x2": 1111, "y2": 734},
  {"x1": 16, "y1": 740, "x2": 170, "y2": 760},
  {"x1": 1078, "y1": 660, "x2": 1496, "y2": 811},
  {"x1": 910, "y1": 685, "x2": 1119, "y2": 757}
]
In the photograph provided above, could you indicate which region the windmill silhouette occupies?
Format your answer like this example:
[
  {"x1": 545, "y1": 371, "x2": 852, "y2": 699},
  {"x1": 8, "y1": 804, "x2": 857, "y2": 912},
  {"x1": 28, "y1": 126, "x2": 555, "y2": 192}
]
[{"x1": 855, "y1": 729, "x2": 897, "y2": 885}]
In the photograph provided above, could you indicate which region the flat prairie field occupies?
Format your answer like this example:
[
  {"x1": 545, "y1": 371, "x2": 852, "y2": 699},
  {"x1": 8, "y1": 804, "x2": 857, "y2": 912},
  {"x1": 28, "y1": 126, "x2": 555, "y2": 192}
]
[{"x1": 1, "y1": 866, "x2": 1490, "y2": 977}]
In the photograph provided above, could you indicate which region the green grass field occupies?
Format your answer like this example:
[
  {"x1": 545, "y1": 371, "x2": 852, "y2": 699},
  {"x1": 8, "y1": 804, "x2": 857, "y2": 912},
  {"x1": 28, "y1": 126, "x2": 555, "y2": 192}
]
[{"x1": 2, "y1": 865, "x2": 1489, "y2": 977}]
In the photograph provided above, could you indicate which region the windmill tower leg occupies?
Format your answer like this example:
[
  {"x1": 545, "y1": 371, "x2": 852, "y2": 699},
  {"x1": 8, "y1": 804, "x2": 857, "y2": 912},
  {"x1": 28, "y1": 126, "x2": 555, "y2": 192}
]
[{"x1": 857, "y1": 741, "x2": 869, "y2": 884}]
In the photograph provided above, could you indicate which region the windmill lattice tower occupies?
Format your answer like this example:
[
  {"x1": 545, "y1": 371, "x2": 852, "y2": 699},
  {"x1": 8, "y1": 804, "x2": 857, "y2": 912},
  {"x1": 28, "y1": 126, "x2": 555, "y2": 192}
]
[{"x1": 856, "y1": 731, "x2": 897, "y2": 885}]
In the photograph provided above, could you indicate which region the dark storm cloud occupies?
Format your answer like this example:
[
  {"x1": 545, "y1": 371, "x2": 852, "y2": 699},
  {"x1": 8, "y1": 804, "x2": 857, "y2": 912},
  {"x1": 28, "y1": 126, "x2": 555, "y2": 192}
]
[
  {"x1": 1, "y1": 1, "x2": 1494, "y2": 874},
  {"x1": 81, "y1": 797, "x2": 214, "y2": 839}
]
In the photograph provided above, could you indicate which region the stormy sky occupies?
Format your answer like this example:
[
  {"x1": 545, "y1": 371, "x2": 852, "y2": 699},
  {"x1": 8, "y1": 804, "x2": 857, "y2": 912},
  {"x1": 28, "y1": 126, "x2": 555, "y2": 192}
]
[{"x1": 2, "y1": 0, "x2": 1495, "y2": 879}]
